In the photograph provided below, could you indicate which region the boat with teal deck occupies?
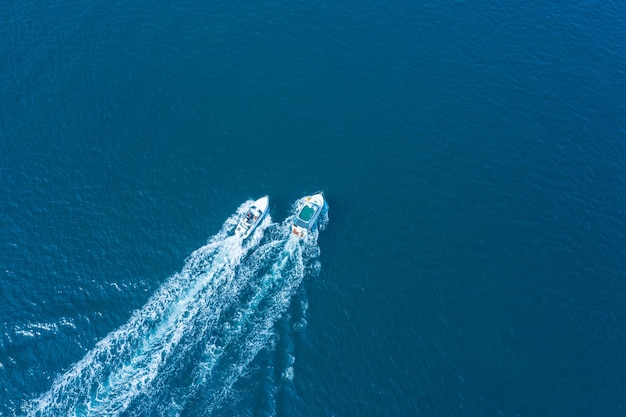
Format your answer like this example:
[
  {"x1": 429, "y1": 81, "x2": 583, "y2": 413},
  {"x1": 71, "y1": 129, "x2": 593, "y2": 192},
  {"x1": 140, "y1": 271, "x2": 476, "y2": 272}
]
[{"x1": 292, "y1": 192, "x2": 327, "y2": 237}]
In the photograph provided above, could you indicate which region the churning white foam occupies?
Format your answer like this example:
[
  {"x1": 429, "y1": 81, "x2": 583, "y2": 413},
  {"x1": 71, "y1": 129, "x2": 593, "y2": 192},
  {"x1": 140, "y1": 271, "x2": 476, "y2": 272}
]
[{"x1": 26, "y1": 196, "x2": 325, "y2": 416}]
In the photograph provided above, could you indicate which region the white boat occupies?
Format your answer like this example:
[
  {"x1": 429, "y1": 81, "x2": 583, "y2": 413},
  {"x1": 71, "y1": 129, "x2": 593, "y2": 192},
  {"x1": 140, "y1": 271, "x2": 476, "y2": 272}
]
[
  {"x1": 292, "y1": 192, "x2": 328, "y2": 238},
  {"x1": 235, "y1": 196, "x2": 269, "y2": 239}
]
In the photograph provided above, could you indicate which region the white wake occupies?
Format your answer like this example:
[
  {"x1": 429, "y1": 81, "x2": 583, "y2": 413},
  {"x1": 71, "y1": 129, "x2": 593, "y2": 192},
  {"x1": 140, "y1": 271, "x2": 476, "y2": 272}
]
[{"x1": 25, "y1": 197, "x2": 327, "y2": 417}]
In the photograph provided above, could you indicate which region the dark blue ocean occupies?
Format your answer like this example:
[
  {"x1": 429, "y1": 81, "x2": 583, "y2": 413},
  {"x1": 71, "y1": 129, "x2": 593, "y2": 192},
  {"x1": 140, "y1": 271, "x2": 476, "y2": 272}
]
[{"x1": 2, "y1": 1, "x2": 626, "y2": 415}]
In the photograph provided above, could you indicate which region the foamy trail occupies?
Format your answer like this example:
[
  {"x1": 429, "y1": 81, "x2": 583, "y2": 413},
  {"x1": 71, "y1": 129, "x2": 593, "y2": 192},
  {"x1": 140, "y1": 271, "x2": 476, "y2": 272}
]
[
  {"x1": 163, "y1": 199, "x2": 326, "y2": 415},
  {"x1": 25, "y1": 201, "x2": 270, "y2": 417},
  {"x1": 26, "y1": 198, "x2": 328, "y2": 416}
]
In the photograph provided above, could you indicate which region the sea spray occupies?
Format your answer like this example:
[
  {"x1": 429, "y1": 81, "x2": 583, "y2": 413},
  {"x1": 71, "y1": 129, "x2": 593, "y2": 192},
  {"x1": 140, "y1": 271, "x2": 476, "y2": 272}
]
[
  {"x1": 172, "y1": 200, "x2": 326, "y2": 415},
  {"x1": 25, "y1": 201, "x2": 270, "y2": 416},
  {"x1": 26, "y1": 197, "x2": 327, "y2": 416}
]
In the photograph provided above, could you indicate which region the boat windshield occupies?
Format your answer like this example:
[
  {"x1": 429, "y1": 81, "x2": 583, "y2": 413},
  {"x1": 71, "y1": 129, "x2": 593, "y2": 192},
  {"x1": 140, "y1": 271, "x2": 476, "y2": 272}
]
[{"x1": 298, "y1": 204, "x2": 317, "y2": 222}]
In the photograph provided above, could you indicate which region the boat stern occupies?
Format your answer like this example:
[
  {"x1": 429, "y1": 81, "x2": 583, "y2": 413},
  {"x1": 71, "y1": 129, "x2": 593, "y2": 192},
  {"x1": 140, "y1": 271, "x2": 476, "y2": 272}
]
[{"x1": 292, "y1": 224, "x2": 307, "y2": 237}]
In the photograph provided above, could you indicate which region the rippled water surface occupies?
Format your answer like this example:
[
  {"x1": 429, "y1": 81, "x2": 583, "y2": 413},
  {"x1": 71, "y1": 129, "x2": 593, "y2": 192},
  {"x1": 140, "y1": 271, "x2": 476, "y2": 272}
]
[{"x1": 1, "y1": 1, "x2": 625, "y2": 415}]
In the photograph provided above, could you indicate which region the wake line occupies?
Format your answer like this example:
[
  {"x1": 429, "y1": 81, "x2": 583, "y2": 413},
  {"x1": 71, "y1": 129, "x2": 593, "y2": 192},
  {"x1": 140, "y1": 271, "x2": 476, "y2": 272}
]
[
  {"x1": 199, "y1": 237, "x2": 306, "y2": 414},
  {"x1": 26, "y1": 197, "x2": 328, "y2": 416},
  {"x1": 25, "y1": 201, "x2": 271, "y2": 417},
  {"x1": 160, "y1": 206, "x2": 325, "y2": 415}
]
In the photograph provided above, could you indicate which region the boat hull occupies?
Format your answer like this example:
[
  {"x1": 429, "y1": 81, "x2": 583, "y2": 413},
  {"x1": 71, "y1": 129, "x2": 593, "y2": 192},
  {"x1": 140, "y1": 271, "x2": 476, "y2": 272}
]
[
  {"x1": 292, "y1": 193, "x2": 327, "y2": 237},
  {"x1": 235, "y1": 196, "x2": 269, "y2": 239}
]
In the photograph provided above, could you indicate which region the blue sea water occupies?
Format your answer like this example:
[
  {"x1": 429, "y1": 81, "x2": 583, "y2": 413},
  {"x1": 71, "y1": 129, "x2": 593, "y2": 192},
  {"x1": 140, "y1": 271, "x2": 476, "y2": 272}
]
[{"x1": 1, "y1": 0, "x2": 626, "y2": 415}]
